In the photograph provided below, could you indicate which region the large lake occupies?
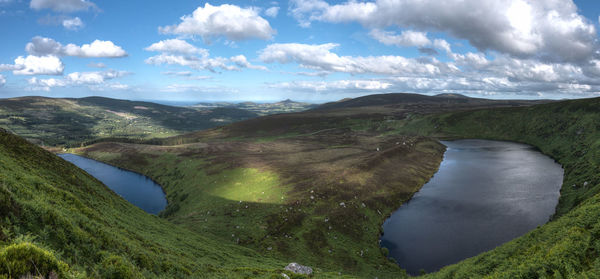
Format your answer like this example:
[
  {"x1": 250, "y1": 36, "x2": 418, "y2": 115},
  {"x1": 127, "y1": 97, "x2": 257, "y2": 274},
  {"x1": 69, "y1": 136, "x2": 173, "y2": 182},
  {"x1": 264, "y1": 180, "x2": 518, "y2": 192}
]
[
  {"x1": 59, "y1": 153, "x2": 167, "y2": 214},
  {"x1": 380, "y1": 139, "x2": 563, "y2": 275}
]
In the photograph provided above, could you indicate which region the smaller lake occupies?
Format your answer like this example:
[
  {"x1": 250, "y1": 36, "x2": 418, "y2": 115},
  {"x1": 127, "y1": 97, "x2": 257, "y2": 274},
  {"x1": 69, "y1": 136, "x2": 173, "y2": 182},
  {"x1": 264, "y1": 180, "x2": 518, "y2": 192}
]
[
  {"x1": 381, "y1": 139, "x2": 563, "y2": 275},
  {"x1": 59, "y1": 154, "x2": 167, "y2": 214}
]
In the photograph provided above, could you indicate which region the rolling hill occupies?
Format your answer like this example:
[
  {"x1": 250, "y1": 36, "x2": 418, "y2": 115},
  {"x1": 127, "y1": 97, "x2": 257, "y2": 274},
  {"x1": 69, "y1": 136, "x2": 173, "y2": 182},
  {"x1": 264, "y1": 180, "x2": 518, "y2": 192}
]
[
  {"x1": 314, "y1": 93, "x2": 551, "y2": 111},
  {"x1": 0, "y1": 96, "x2": 258, "y2": 146},
  {"x1": 4, "y1": 92, "x2": 600, "y2": 278}
]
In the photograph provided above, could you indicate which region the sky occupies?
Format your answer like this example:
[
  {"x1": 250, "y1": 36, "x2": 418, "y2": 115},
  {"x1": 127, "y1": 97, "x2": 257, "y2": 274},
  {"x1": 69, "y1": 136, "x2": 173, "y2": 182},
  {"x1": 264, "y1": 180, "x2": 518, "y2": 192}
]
[{"x1": 0, "y1": 0, "x2": 599, "y2": 103}]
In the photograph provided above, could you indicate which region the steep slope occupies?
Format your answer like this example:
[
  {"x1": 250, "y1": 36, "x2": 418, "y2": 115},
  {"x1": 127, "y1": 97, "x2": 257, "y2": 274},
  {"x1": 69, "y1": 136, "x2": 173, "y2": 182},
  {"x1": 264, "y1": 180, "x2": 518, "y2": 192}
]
[
  {"x1": 0, "y1": 96, "x2": 257, "y2": 146},
  {"x1": 0, "y1": 128, "x2": 287, "y2": 278}
]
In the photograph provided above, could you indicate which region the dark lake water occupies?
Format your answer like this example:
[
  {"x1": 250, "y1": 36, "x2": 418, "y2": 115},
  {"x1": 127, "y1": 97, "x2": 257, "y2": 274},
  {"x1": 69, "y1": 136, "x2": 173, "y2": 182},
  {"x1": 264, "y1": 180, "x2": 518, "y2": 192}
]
[
  {"x1": 381, "y1": 139, "x2": 563, "y2": 275},
  {"x1": 58, "y1": 153, "x2": 167, "y2": 214}
]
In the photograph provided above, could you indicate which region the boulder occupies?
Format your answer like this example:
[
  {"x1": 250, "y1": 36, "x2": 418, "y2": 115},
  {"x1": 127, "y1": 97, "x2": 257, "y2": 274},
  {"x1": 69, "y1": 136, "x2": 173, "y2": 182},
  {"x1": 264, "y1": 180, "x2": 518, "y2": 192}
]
[{"x1": 284, "y1": 262, "x2": 313, "y2": 275}]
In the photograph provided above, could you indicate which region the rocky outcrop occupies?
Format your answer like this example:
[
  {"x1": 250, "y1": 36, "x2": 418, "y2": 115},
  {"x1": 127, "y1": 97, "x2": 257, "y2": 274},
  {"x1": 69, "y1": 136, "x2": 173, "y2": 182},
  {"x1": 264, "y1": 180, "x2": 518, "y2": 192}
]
[{"x1": 284, "y1": 262, "x2": 313, "y2": 275}]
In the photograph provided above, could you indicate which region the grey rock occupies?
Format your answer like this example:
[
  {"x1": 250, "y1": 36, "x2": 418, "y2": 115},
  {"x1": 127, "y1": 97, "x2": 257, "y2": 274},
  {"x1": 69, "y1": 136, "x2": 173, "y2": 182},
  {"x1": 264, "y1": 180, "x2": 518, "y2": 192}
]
[{"x1": 285, "y1": 262, "x2": 313, "y2": 275}]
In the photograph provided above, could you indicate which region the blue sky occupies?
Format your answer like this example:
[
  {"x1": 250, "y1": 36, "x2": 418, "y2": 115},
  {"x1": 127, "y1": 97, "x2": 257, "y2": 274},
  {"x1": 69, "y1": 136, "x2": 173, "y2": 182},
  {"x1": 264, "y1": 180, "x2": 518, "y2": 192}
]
[{"x1": 0, "y1": 0, "x2": 599, "y2": 102}]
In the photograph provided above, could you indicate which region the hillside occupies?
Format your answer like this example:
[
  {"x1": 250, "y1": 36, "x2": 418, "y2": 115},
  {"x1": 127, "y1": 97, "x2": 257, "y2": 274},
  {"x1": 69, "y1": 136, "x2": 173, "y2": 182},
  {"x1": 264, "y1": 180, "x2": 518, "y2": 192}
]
[
  {"x1": 314, "y1": 93, "x2": 551, "y2": 111},
  {"x1": 0, "y1": 128, "x2": 295, "y2": 278},
  {"x1": 0, "y1": 96, "x2": 257, "y2": 146}
]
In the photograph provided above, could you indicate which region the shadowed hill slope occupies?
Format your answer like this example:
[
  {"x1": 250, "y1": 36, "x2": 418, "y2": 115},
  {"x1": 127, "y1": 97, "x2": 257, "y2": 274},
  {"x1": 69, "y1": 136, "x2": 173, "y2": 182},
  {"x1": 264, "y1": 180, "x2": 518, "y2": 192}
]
[{"x1": 314, "y1": 93, "x2": 551, "y2": 111}]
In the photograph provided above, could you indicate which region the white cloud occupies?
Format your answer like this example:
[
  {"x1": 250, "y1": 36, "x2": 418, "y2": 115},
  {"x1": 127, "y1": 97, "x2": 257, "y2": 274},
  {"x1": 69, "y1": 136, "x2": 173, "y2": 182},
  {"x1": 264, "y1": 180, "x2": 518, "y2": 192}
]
[
  {"x1": 27, "y1": 70, "x2": 129, "y2": 91},
  {"x1": 369, "y1": 29, "x2": 431, "y2": 47},
  {"x1": 289, "y1": 0, "x2": 598, "y2": 63},
  {"x1": 13, "y1": 55, "x2": 64, "y2": 75},
  {"x1": 159, "y1": 3, "x2": 275, "y2": 41},
  {"x1": 230, "y1": 55, "x2": 268, "y2": 70},
  {"x1": 30, "y1": 0, "x2": 96, "y2": 12},
  {"x1": 27, "y1": 77, "x2": 67, "y2": 91},
  {"x1": 258, "y1": 40, "x2": 600, "y2": 97},
  {"x1": 265, "y1": 6, "x2": 279, "y2": 17},
  {"x1": 271, "y1": 79, "x2": 392, "y2": 92},
  {"x1": 0, "y1": 64, "x2": 24, "y2": 71},
  {"x1": 433, "y1": 39, "x2": 452, "y2": 54},
  {"x1": 62, "y1": 17, "x2": 84, "y2": 30},
  {"x1": 145, "y1": 39, "x2": 207, "y2": 55},
  {"x1": 145, "y1": 53, "x2": 237, "y2": 72},
  {"x1": 259, "y1": 43, "x2": 459, "y2": 76},
  {"x1": 64, "y1": 40, "x2": 127, "y2": 58},
  {"x1": 88, "y1": 82, "x2": 130, "y2": 91},
  {"x1": 146, "y1": 49, "x2": 267, "y2": 73},
  {"x1": 163, "y1": 71, "x2": 193, "y2": 77},
  {"x1": 0, "y1": 74, "x2": 5, "y2": 87},
  {"x1": 26, "y1": 36, "x2": 127, "y2": 58},
  {"x1": 66, "y1": 71, "x2": 127, "y2": 85}
]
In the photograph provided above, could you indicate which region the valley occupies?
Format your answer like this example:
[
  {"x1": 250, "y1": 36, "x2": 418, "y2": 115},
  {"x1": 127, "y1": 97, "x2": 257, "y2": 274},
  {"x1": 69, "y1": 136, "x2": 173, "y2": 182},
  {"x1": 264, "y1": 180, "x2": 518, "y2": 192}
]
[{"x1": 0, "y1": 93, "x2": 598, "y2": 278}]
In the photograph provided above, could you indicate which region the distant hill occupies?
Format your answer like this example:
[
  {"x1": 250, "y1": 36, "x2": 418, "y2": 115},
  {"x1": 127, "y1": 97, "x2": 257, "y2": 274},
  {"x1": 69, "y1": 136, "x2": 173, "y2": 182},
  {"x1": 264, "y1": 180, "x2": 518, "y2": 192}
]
[
  {"x1": 314, "y1": 93, "x2": 551, "y2": 111},
  {"x1": 192, "y1": 99, "x2": 317, "y2": 116},
  {"x1": 0, "y1": 96, "x2": 258, "y2": 146}
]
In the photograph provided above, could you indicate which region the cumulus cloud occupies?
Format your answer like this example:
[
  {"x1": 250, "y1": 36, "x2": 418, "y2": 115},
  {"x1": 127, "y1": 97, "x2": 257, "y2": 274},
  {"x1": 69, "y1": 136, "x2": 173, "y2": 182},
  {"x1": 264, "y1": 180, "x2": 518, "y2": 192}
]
[
  {"x1": 145, "y1": 48, "x2": 267, "y2": 73},
  {"x1": 259, "y1": 43, "x2": 458, "y2": 76},
  {"x1": 62, "y1": 17, "x2": 84, "y2": 30},
  {"x1": 26, "y1": 36, "x2": 127, "y2": 58},
  {"x1": 27, "y1": 77, "x2": 67, "y2": 90},
  {"x1": 145, "y1": 53, "x2": 237, "y2": 72},
  {"x1": 145, "y1": 39, "x2": 207, "y2": 55},
  {"x1": 66, "y1": 70, "x2": 128, "y2": 84},
  {"x1": 159, "y1": 3, "x2": 275, "y2": 41},
  {"x1": 369, "y1": 29, "x2": 431, "y2": 47},
  {"x1": 265, "y1": 6, "x2": 279, "y2": 17},
  {"x1": 0, "y1": 74, "x2": 5, "y2": 87},
  {"x1": 13, "y1": 55, "x2": 64, "y2": 75},
  {"x1": 259, "y1": 39, "x2": 600, "y2": 97},
  {"x1": 25, "y1": 36, "x2": 63, "y2": 56},
  {"x1": 289, "y1": 0, "x2": 598, "y2": 63},
  {"x1": 27, "y1": 70, "x2": 129, "y2": 91},
  {"x1": 0, "y1": 64, "x2": 24, "y2": 71},
  {"x1": 271, "y1": 79, "x2": 392, "y2": 92},
  {"x1": 63, "y1": 40, "x2": 127, "y2": 58},
  {"x1": 30, "y1": 0, "x2": 96, "y2": 12},
  {"x1": 230, "y1": 55, "x2": 268, "y2": 70}
]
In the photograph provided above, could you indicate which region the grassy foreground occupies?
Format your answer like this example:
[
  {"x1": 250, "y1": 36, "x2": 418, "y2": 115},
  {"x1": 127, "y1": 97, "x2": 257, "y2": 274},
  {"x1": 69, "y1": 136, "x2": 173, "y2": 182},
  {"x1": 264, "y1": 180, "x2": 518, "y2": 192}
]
[{"x1": 0, "y1": 128, "x2": 304, "y2": 278}]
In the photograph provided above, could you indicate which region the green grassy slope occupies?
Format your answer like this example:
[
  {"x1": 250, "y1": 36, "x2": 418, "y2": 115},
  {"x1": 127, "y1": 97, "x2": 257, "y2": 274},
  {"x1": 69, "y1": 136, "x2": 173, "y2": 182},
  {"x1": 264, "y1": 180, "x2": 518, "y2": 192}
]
[
  {"x1": 394, "y1": 97, "x2": 600, "y2": 278},
  {"x1": 77, "y1": 129, "x2": 446, "y2": 278},
  {"x1": 0, "y1": 128, "x2": 296, "y2": 278},
  {"x1": 0, "y1": 96, "x2": 257, "y2": 146}
]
